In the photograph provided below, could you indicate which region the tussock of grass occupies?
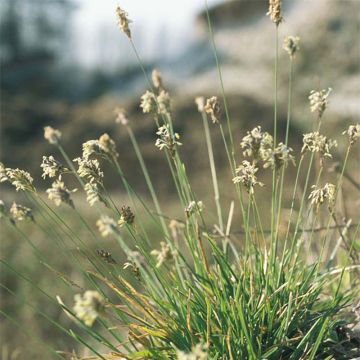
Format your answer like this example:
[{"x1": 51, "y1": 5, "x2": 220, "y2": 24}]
[{"x1": 1, "y1": 1, "x2": 359, "y2": 359}]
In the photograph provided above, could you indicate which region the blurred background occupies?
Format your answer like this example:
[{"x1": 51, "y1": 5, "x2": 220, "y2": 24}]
[{"x1": 1, "y1": 0, "x2": 359, "y2": 358}]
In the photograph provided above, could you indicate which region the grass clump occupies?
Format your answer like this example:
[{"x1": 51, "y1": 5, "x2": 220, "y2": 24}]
[{"x1": 1, "y1": 1, "x2": 360, "y2": 359}]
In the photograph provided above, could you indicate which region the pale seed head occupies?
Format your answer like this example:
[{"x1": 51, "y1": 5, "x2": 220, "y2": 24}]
[
  {"x1": 140, "y1": 90, "x2": 157, "y2": 114},
  {"x1": 233, "y1": 161, "x2": 264, "y2": 195},
  {"x1": 73, "y1": 290, "x2": 105, "y2": 327},
  {"x1": 152, "y1": 69, "x2": 163, "y2": 91},
  {"x1": 114, "y1": 107, "x2": 129, "y2": 126},
  {"x1": 267, "y1": 0, "x2": 283, "y2": 26},
  {"x1": 283, "y1": 36, "x2": 300, "y2": 59},
  {"x1": 96, "y1": 215, "x2": 118, "y2": 237},
  {"x1": 343, "y1": 124, "x2": 360, "y2": 145},
  {"x1": 44, "y1": 126, "x2": 62, "y2": 145},
  {"x1": 151, "y1": 241, "x2": 174, "y2": 268},
  {"x1": 115, "y1": 5, "x2": 131, "y2": 38},
  {"x1": 5, "y1": 168, "x2": 35, "y2": 192},
  {"x1": 309, "y1": 88, "x2": 332, "y2": 118},
  {"x1": 41, "y1": 156, "x2": 67, "y2": 179},
  {"x1": 10, "y1": 202, "x2": 34, "y2": 222},
  {"x1": 46, "y1": 179, "x2": 76, "y2": 208},
  {"x1": 204, "y1": 96, "x2": 221, "y2": 124}
]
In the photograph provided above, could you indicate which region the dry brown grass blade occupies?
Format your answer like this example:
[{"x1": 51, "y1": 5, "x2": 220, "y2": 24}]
[{"x1": 87, "y1": 271, "x2": 160, "y2": 324}]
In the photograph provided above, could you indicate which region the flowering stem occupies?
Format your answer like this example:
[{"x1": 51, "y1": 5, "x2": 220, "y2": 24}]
[
  {"x1": 270, "y1": 26, "x2": 279, "y2": 270},
  {"x1": 126, "y1": 125, "x2": 169, "y2": 238},
  {"x1": 201, "y1": 112, "x2": 224, "y2": 234},
  {"x1": 205, "y1": 0, "x2": 235, "y2": 164}
]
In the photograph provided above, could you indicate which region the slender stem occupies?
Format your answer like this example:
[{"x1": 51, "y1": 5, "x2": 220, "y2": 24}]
[
  {"x1": 201, "y1": 112, "x2": 224, "y2": 233},
  {"x1": 205, "y1": 0, "x2": 235, "y2": 163}
]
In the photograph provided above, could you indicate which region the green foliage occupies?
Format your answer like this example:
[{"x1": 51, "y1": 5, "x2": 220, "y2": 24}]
[{"x1": 1, "y1": 1, "x2": 359, "y2": 359}]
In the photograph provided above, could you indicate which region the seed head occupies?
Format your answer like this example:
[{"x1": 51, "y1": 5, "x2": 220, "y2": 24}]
[
  {"x1": 6, "y1": 168, "x2": 35, "y2": 192},
  {"x1": 46, "y1": 179, "x2": 76, "y2": 208},
  {"x1": 151, "y1": 241, "x2": 174, "y2": 268},
  {"x1": 155, "y1": 124, "x2": 182, "y2": 155},
  {"x1": 240, "y1": 126, "x2": 273, "y2": 161},
  {"x1": 73, "y1": 157, "x2": 103, "y2": 184},
  {"x1": 41, "y1": 156, "x2": 68, "y2": 179},
  {"x1": 309, "y1": 88, "x2": 332, "y2": 118},
  {"x1": 118, "y1": 205, "x2": 135, "y2": 227},
  {"x1": 140, "y1": 90, "x2": 157, "y2": 114},
  {"x1": 82, "y1": 134, "x2": 118, "y2": 161},
  {"x1": 302, "y1": 132, "x2": 337, "y2": 162},
  {"x1": 233, "y1": 161, "x2": 264, "y2": 195},
  {"x1": 44, "y1": 126, "x2": 62, "y2": 145},
  {"x1": 84, "y1": 182, "x2": 107, "y2": 207},
  {"x1": 96, "y1": 215, "x2": 118, "y2": 237},
  {"x1": 73, "y1": 290, "x2": 105, "y2": 327},
  {"x1": 114, "y1": 107, "x2": 129, "y2": 126},
  {"x1": 152, "y1": 69, "x2": 163, "y2": 91},
  {"x1": 343, "y1": 124, "x2": 360, "y2": 145},
  {"x1": 267, "y1": 0, "x2": 283, "y2": 26},
  {"x1": 262, "y1": 142, "x2": 295, "y2": 171},
  {"x1": 115, "y1": 5, "x2": 131, "y2": 38},
  {"x1": 185, "y1": 200, "x2": 204, "y2": 218},
  {"x1": 283, "y1": 36, "x2": 300, "y2": 58},
  {"x1": 82, "y1": 140, "x2": 103, "y2": 160},
  {"x1": 204, "y1": 96, "x2": 221, "y2": 124},
  {"x1": 157, "y1": 90, "x2": 171, "y2": 115},
  {"x1": 309, "y1": 183, "x2": 336, "y2": 210},
  {"x1": 10, "y1": 202, "x2": 34, "y2": 222},
  {"x1": 99, "y1": 133, "x2": 118, "y2": 159}
]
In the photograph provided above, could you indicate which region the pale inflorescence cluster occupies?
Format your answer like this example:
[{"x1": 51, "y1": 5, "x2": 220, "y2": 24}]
[
  {"x1": 267, "y1": 0, "x2": 283, "y2": 26},
  {"x1": 44, "y1": 126, "x2": 62, "y2": 145},
  {"x1": 309, "y1": 183, "x2": 336, "y2": 210},
  {"x1": 3, "y1": 167, "x2": 35, "y2": 192},
  {"x1": 114, "y1": 107, "x2": 129, "y2": 126},
  {"x1": 10, "y1": 202, "x2": 34, "y2": 222},
  {"x1": 262, "y1": 142, "x2": 295, "y2": 171},
  {"x1": 140, "y1": 90, "x2": 171, "y2": 116},
  {"x1": 115, "y1": 5, "x2": 131, "y2": 39},
  {"x1": 73, "y1": 290, "x2": 105, "y2": 327},
  {"x1": 152, "y1": 69, "x2": 163, "y2": 91},
  {"x1": 185, "y1": 200, "x2": 204, "y2": 218},
  {"x1": 302, "y1": 132, "x2": 337, "y2": 161},
  {"x1": 204, "y1": 96, "x2": 221, "y2": 124},
  {"x1": 96, "y1": 215, "x2": 118, "y2": 237},
  {"x1": 155, "y1": 124, "x2": 182, "y2": 155},
  {"x1": 233, "y1": 161, "x2": 264, "y2": 195},
  {"x1": 309, "y1": 88, "x2": 332, "y2": 118},
  {"x1": 41, "y1": 156, "x2": 67, "y2": 179},
  {"x1": 343, "y1": 124, "x2": 360, "y2": 145},
  {"x1": 82, "y1": 133, "x2": 118, "y2": 161},
  {"x1": 283, "y1": 36, "x2": 300, "y2": 59},
  {"x1": 73, "y1": 157, "x2": 104, "y2": 185},
  {"x1": 240, "y1": 126, "x2": 273, "y2": 161},
  {"x1": 46, "y1": 179, "x2": 76, "y2": 208},
  {"x1": 239, "y1": 127, "x2": 294, "y2": 173},
  {"x1": 151, "y1": 242, "x2": 174, "y2": 268}
]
